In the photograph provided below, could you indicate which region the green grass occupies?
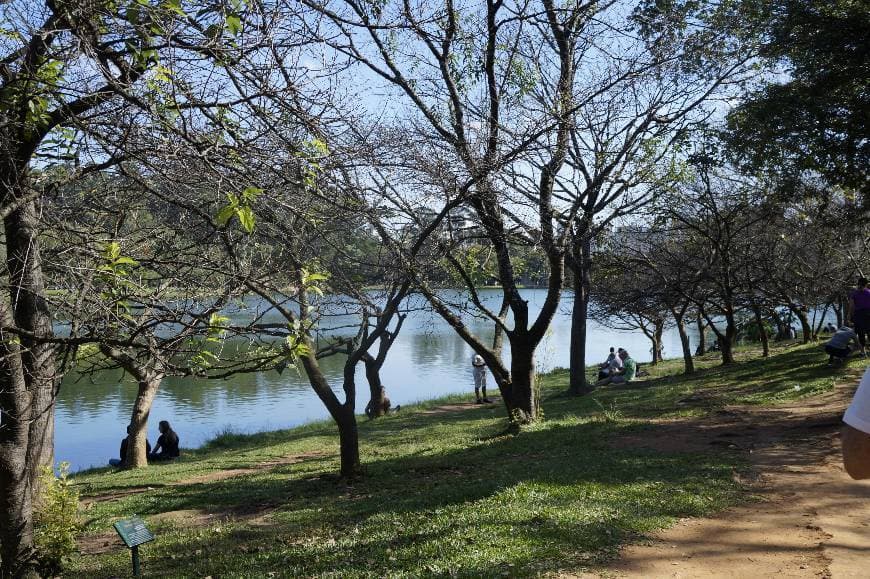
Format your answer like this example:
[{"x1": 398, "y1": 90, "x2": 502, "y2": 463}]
[{"x1": 67, "y1": 342, "x2": 868, "y2": 578}]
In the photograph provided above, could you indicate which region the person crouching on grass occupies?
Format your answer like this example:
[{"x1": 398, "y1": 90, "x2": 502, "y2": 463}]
[
  {"x1": 824, "y1": 325, "x2": 860, "y2": 366},
  {"x1": 472, "y1": 353, "x2": 492, "y2": 404}
]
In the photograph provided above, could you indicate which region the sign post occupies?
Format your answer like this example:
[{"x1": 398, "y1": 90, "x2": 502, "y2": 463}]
[{"x1": 113, "y1": 517, "x2": 155, "y2": 576}]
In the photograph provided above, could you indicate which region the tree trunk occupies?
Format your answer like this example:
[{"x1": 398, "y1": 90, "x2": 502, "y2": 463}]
[
  {"x1": 650, "y1": 319, "x2": 664, "y2": 364},
  {"x1": 752, "y1": 305, "x2": 769, "y2": 357},
  {"x1": 492, "y1": 295, "x2": 510, "y2": 357},
  {"x1": 695, "y1": 312, "x2": 706, "y2": 355},
  {"x1": 790, "y1": 305, "x2": 812, "y2": 344},
  {"x1": 336, "y1": 406, "x2": 360, "y2": 479},
  {"x1": 0, "y1": 307, "x2": 36, "y2": 576},
  {"x1": 673, "y1": 309, "x2": 694, "y2": 374},
  {"x1": 721, "y1": 313, "x2": 737, "y2": 365},
  {"x1": 813, "y1": 303, "x2": 831, "y2": 338},
  {"x1": 5, "y1": 202, "x2": 57, "y2": 493},
  {"x1": 298, "y1": 344, "x2": 361, "y2": 478},
  {"x1": 506, "y1": 336, "x2": 536, "y2": 422},
  {"x1": 568, "y1": 235, "x2": 592, "y2": 394},
  {"x1": 126, "y1": 373, "x2": 163, "y2": 468},
  {"x1": 363, "y1": 355, "x2": 387, "y2": 419},
  {"x1": 770, "y1": 308, "x2": 787, "y2": 340},
  {"x1": 835, "y1": 299, "x2": 844, "y2": 327}
]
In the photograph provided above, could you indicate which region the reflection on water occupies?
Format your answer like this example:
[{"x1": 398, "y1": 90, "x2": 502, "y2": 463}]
[{"x1": 57, "y1": 289, "x2": 698, "y2": 471}]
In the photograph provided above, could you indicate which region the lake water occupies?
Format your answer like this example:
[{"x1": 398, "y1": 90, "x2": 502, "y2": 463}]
[{"x1": 57, "y1": 289, "x2": 707, "y2": 471}]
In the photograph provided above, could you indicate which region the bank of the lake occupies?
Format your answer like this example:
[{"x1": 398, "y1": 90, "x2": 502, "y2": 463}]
[
  {"x1": 68, "y1": 342, "x2": 865, "y2": 578},
  {"x1": 59, "y1": 288, "x2": 722, "y2": 471}
]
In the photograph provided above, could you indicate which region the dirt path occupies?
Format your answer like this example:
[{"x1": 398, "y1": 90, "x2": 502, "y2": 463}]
[{"x1": 597, "y1": 377, "x2": 870, "y2": 578}]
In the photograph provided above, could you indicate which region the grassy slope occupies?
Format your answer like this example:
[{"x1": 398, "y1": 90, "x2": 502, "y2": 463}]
[{"x1": 68, "y1": 342, "x2": 868, "y2": 578}]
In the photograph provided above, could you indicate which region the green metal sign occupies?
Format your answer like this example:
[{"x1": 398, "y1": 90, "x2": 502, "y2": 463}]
[
  {"x1": 114, "y1": 517, "x2": 154, "y2": 548},
  {"x1": 114, "y1": 517, "x2": 154, "y2": 576}
]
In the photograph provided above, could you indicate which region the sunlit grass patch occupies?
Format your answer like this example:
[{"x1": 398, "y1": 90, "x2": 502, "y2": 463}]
[{"x1": 67, "y1": 342, "x2": 866, "y2": 578}]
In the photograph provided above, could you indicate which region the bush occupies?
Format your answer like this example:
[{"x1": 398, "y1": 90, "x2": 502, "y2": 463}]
[
  {"x1": 33, "y1": 462, "x2": 80, "y2": 576},
  {"x1": 739, "y1": 319, "x2": 774, "y2": 342}
]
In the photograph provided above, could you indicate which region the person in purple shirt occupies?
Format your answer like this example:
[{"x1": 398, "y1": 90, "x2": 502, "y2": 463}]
[{"x1": 847, "y1": 276, "x2": 870, "y2": 357}]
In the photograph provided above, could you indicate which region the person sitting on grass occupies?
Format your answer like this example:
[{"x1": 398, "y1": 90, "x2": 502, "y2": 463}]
[
  {"x1": 109, "y1": 425, "x2": 151, "y2": 467},
  {"x1": 598, "y1": 347, "x2": 620, "y2": 381},
  {"x1": 147, "y1": 420, "x2": 180, "y2": 461},
  {"x1": 824, "y1": 325, "x2": 859, "y2": 366},
  {"x1": 596, "y1": 349, "x2": 636, "y2": 386}
]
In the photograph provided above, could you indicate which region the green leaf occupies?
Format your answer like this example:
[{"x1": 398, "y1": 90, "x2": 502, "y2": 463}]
[
  {"x1": 162, "y1": 0, "x2": 186, "y2": 17},
  {"x1": 113, "y1": 256, "x2": 139, "y2": 267},
  {"x1": 225, "y1": 14, "x2": 242, "y2": 36},
  {"x1": 105, "y1": 242, "x2": 122, "y2": 261},
  {"x1": 126, "y1": 4, "x2": 140, "y2": 25},
  {"x1": 236, "y1": 206, "x2": 255, "y2": 233},
  {"x1": 216, "y1": 205, "x2": 235, "y2": 226},
  {"x1": 240, "y1": 185, "x2": 262, "y2": 202}
]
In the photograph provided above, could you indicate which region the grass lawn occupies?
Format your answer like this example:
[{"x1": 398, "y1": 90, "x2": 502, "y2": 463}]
[{"x1": 67, "y1": 342, "x2": 868, "y2": 578}]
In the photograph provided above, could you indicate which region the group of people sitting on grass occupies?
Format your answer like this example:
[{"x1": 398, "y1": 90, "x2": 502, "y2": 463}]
[
  {"x1": 596, "y1": 347, "x2": 637, "y2": 386},
  {"x1": 109, "y1": 420, "x2": 181, "y2": 467},
  {"x1": 823, "y1": 277, "x2": 870, "y2": 366}
]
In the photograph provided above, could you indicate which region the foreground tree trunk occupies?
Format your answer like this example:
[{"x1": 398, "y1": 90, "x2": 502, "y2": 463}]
[
  {"x1": 0, "y1": 309, "x2": 36, "y2": 576},
  {"x1": 1, "y1": 200, "x2": 58, "y2": 576},
  {"x1": 568, "y1": 233, "x2": 593, "y2": 394},
  {"x1": 702, "y1": 307, "x2": 737, "y2": 365},
  {"x1": 126, "y1": 373, "x2": 163, "y2": 468},
  {"x1": 5, "y1": 203, "x2": 58, "y2": 494}
]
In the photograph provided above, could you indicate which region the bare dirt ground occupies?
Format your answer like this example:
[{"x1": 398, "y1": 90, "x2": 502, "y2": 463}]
[{"x1": 593, "y1": 376, "x2": 870, "y2": 578}]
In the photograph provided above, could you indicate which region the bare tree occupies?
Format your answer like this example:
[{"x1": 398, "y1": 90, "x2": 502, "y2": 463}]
[
  {"x1": 304, "y1": 0, "x2": 623, "y2": 423},
  {"x1": 648, "y1": 161, "x2": 774, "y2": 365}
]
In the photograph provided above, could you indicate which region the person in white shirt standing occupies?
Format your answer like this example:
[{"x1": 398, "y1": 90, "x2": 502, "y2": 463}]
[
  {"x1": 842, "y1": 367, "x2": 870, "y2": 479},
  {"x1": 472, "y1": 354, "x2": 491, "y2": 404}
]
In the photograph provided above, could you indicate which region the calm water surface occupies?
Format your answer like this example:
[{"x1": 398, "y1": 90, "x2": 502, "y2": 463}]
[{"x1": 59, "y1": 289, "x2": 701, "y2": 471}]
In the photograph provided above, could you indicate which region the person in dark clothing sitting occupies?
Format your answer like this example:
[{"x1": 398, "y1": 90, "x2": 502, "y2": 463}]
[
  {"x1": 147, "y1": 420, "x2": 180, "y2": 461},
  {"x1": 109, "y1": 425, "x2": 151, "y2": 467}
]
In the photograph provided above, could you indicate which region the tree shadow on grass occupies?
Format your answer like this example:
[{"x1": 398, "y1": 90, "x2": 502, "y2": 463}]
[{"x1": 78, "y1": 418, "x2": 743, "y2": 578}]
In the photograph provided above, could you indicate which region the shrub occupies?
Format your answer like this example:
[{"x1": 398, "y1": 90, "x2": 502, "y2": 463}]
[{"x1": 33, "y1": 462, "x2": 80, "y2": 576}]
